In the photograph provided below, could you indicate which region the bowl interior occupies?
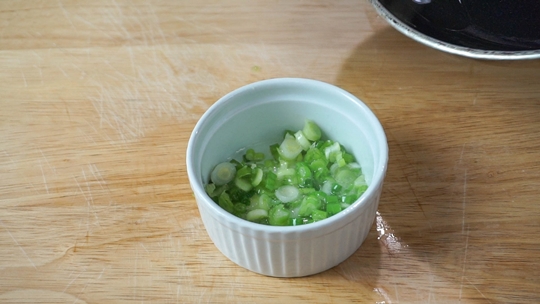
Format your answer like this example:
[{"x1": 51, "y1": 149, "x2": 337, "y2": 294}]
[{"x1": 189, "y1": 79, "x2": 387, "y2": 216}]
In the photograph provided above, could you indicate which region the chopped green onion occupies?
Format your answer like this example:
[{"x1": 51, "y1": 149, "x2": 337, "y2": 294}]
[
  {"x1": 269, "y1": 204, "x2": 291, "y2": 226},
  {"x1": 335, "y1": 167, "x2": 359, "y2": 189},
  {"x1": 204, "y1": 120, "x2": 367, "y2": 226},
  {"x1": 354, "y1": 174, "x2": 366, "y2": 186},
  {"x1": 264, "y1": 171, "x2": 278, "y2": 191},
  {"x1": 326, "y1": 195, "x2": 338, "y2": 205},
  {"x1": 303, "y1": 119, "x2": 321, "y2": 141},
  {"x1": 309, "y1": 158, "x2": 327, "y2": 173},
  {"x1": 270, "y1": 144, "x2": 280, "y2": 160},
  {"x1": 275, "y1": 185, "x2": 300, "y2": 203},
  {"x1": 210, "y1": 162, "x2": 236, "y2": 186},
  {"x1": 336, "y1": 152, "x2": 346, "y2": 167},
  {"x1": 236, "y1": 166, "x2": 251, "y2": 179},
  {"x1": 245, "y1": 148, "x2": 255, "y2": 161},
  {"x1": 340, "y1": 202, "x2": 352, "y2": 209},
  {"x1": 341, "y1": 194, "x2": 357, "y2": 205},
  {"x1": 218, "y1": 192, "x2": 234, "y2": 214},
  {"x1": 205, "y1": 183, "x2": 216, "y2": 196},
  {"x1": 228, "y1": 187, "x2": 250, "y2": 204},
  {"x1": 253, "y1": 152, "x2": 265, "y2": 161},
  {"x1": 331, "y1": 183, "x2": 342, "y2": 194},
  {"x1": 279, "y1": 133, "x2": 303, "y2": 160},
  {"x1": 276, "y1": 160, "x2": 295, "y2": 180},
  {"x1": 326, "y1": 203, "x2": 341, "y2": 216},
  {"x1": 311, "y1": 209, "x2": 328, "y2": 222},
  {"x1": 251, "y1": 168, "x2": 263, "y2": 186},
  {"x1": 324, "y1": 141, "x2": 341, "y2": 163},
  {"x1": 233, "y1": 203, "x2": 247, "y2": 218},
  {"x1": 234, "y1": 177, "x2": 252, "y2": 192},
  {"x1": 343, "y1": 152, "x2": 355, "y2": 164},
  {"x1": 321, "y1": 181, "x2": 332, "y2": 195},
  {"x1": 295, "y1": 162, "x2": 313, "y2": 187},
  {"x1": 246, "y1": 209, "x2": 268, "y2": 222},
  {"x1": 294, "y1": 130, "x2": 311, "y2": 150},
  {"x1": 248, "y1": 194, "x2": 271, "y2": 211},
  {"x1": 298, "y1": 195, "x2": 321, "y2": 216}
]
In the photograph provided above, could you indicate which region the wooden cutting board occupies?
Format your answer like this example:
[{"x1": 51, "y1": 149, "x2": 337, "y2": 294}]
[{"x1": 1, "y1": 0, "x2": 540, "y2": 303}]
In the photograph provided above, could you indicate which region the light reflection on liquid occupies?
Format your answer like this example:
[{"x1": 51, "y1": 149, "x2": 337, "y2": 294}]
[{"x1": 376, "y1": 211, "x2": 408, "y2": 254}]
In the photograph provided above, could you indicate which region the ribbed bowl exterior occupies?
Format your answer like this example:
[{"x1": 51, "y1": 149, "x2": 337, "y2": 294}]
[{"x1": 195, "y1": 184, "x2": 382, "y2": 277}]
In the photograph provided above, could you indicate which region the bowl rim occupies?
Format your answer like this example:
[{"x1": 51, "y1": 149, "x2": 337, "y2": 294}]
[{"x1": 186, "y1": 77, "x2": 388, "y2": 235}]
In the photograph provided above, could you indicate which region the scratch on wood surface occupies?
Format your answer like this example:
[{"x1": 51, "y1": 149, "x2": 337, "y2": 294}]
[
  {"x1": 466, "y1": 277, "x2": 492, "y2": 303},
  {"x1": 458, "y1": 144, "x2": 466, "y2": 166},
  {"x1": 147, "y1": 3, "x2": 168, "y2": 45},
  {"x1": 73, "y1": 14, "x2": 115, "y2": 40},
  {"x1": 77, "y1": 127, "x2": 97, "y2": 144},
  {"x1": 405, "y1": 176, "x2": 431, "y2": 228},
  {"x1": 73, "y1": 173, "x2": 101, "y2": 228},
  {"x1": 74, "y1": 284, "x2": 89, "y2": 304},
  {"x1": 33, "y1": 64, "x2": 44, "y2": 85},
  {"x1": 458, "y1": 225, "x2": 470, "y2": 301},
  {"x1": 63, "y1": 271, "x2": 82, "y2": 293},
  {"x1": 39, "y1": 148, "x2": 56, "y2": 174},
  {"x1": 38, "y1": 160, "x2": 50, "y2": 194},
  {"x1": 70, "y1": 267, "x2": 109, "y2": 303},
  {"x1": 139, "y1": 242, "x2": 149, "y2": 254},
  {"x1": 126, "y1": 46, "x2": 136, "y2": 75},
  {"x1": 82, "y1": 169, "x2": 101, "y2": 227},
  {"x1": 84, "y1": 117, "x2": 116, "y2": 144},
  {"x1": 96, "y1": 267, "x2": 106, "y2": 280},
  {"x1": 21, "y1": 71, "x2": 27, "y2": 87},
  {"x1": 197, "y1": 288, "x2": 208, "y2": 303},
  {"x1": 107, "y1": 4, "x2": 131, "y2": 41},
  {"x1": 3, "y1": 150, "x2": 17, "y2": 166},
  {"x1": 58, "y1": 0, "x2": 76, "y2": 30},
  {"x1": 32, "y1": 51, "x2": 43, "y2": 61},
  {"x1": 132, "y1": 242, "x2": 140, "y2": 300},
  {"x1": 424, "y1": 254, "x2": 435, "y2": 304},
  {"x1": 0, "y1": 220, "x2": 37, "y2": 269},
  {"x1": 462, "y1": 169, "x2": 468, "y2": 234},
  {"x1": 88, "y1": 163, "x2": 106, "y2": 190},
  {"x1": 174, "y1": 15, "x2": 233, "y2": 43}
]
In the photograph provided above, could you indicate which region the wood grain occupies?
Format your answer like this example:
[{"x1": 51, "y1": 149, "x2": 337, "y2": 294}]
[{"x1": 1, "y1": 0, "x2": 540, "y2": 303}]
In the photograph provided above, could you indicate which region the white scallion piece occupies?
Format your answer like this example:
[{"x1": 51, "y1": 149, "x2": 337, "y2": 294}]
[
  {"x1": 251, "y1": 167, "x2": 263, "y2": 186},
  {"x1": 275, "y1": 185, "x2": 300, "y2": 203},
  {"x1": 294, "y1": 130, "x2": 311, "y2": 150},
  {"x1": 324, "y1": 141, "x2": 341, "y2": 160},
  {"x1": 303, "y1": 119, "x2": 322, "y2": 141},
  {"x1": 246, "y1": 209, "x2": 269, "y2": 221},
  {"x1": 347, "y1": 162, "x2": 361, "y2": 170},
  {"x1": 276, "y1": 160, "x2": 295, "y2": 179},
  {"x1": 210, "y1": 162, "x2": 236, "y2": 186},
  {"x1": 330, "y1": 163, "x2": 339, "y2": 175},
  {"x1": 279, "y1": 133, "x2": 303, "y2": 160},
  {"x1": 354, "y1": 175, "x2": 367, "y2": 186},
  {"x1": 321, "y1": 180, "x2": 333, "y2": 195}
]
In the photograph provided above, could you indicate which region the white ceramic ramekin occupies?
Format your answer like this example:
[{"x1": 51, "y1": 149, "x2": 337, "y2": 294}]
[{"x1": 186, "y1": 78, "x2": 388, "y2": 277}]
